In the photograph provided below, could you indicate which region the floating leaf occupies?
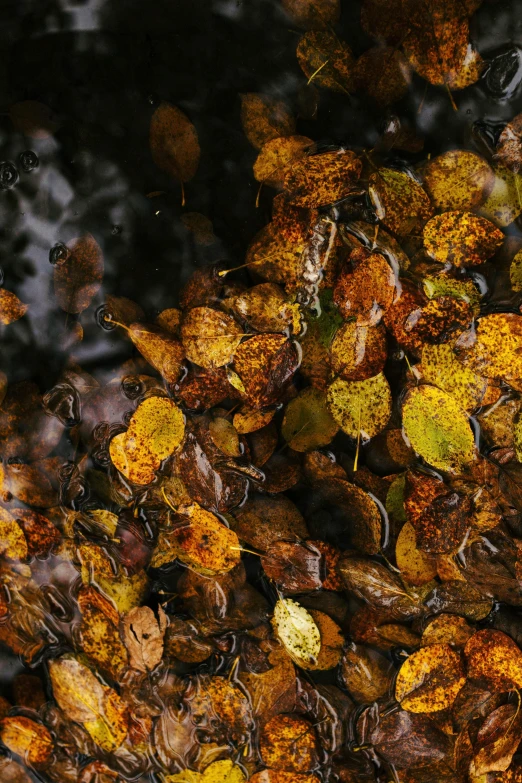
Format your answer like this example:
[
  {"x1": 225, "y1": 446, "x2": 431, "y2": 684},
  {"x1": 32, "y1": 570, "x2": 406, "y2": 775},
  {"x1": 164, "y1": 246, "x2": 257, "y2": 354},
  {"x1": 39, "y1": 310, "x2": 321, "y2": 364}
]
[
  {"x1": 209, "y1": 415, "x2": 241, "y2": 457},
  {"x1": 296, "y1": 30, "x2": 355, "y2": 94},
  {"x1": 330, "y1": 322, "x2": 387, "y2": 381},
  {"x1": 419, "y1": 343, "x2": 488, "y2": 411},
  {"x1": 353, "y1": 47, "x2": 410, "y2": 106},
  {"x1": 0, "y1": 717, "x2": 53, "y2": 767},
  {"x1": 127, "y1": 322, "x2": 185, "y2": 383},
  {"x1": 272, "y1": 597, "x2": 321, "y2": 667},
  {"x1": 423, "y1": 150, "x2": 494, "y2": 211},
  {"x1": 53, "y1": 234, "x2": 104, "y2": 314},
  {"x1": 281, "y1": 387, "x2": 338, "y2": 452},
  {"x1": 123, "y1": 605, "x2": 167, "y2": 672},
  {"x1": 0, "y1": 290, "x2": 28, "y2": 325},
  {"x1": 464, "y1": 629, "x2": 522, "y2": 690},
  {"x1": 240, "y1": 93, "x2": 295, "y2": 149},
  {"x1": 339, "y1": 555, "x2": 421, "y2": 620},
  {"x1": 456, "y1": 313, "x2": 522, "y2": 387},
  {"x1": 327, "y1": 373, "x2": 392, "y2": 440},
  {"x1": 314, "y1": 477, "x2": 382, "y2": 554},
  {"x1": 245, "y1": 222, "x2": 307, "y2": 289},
  {"x1": 253, "y1": 136, "x2": 314, "y2": 189},
  {"x1": 150, "y1": 102, "x2": 200, "y2": 191},
  {"x1": 151, "y1": 502, "x2": 241, "y2": 575},
  {"x1": 233, "y1": 333, "x2": 299, "y2": 408},
  {"x1": 360, "y1": 0, "x2": 406, "y2": 44},
  {"x1": 0, "y1": 508, "x2": 28, "y2": 560},
  {"x1": 181, "y1": 306, "x2": 243, "y2": 368},
  {"x1": 232, "y1": 494, "x2": 308, "y2": 550},
  {"x1": 282, "y1": 0, "x2": 340, "y2": 29},
  {"x1": 259, "y1": 714, "x2": 319, "y2": 773},
  {"x1": 9, "y1": 100, "x2": 60, "y2": 138},
  {"x1": 396, "y1": 522, "x2": 438, "y2": 585},
  {"x1": 480, "y1": 164, "x2": 522, "y2": 227},
  {"x1": 232, "y1": 283, "x2": 290, "y2": 333},
  {"x1": 495, "y1": 112, "x2": 522, "y2": 173},
  {"x1": 369, "y1": 168, "x2": 433, "y2": 236},
  {"x1": 395, "y1": 643, "x2": 466, "y2": 712},
  {"x1": 423, "y1": 211, "x2": 504, "y2": 267},
  {"x1": 304, "y1": 609, "x2": 344, "y2": 670},
  {"x1": 402, "y1": 385, "x2": 475, "y2": 472},
  {"x1": 333, "y1": 249, "x2": 396, "y2": 326},
  {"x1": 110, "y1": 396, "x2": 184, "y2": 485},
  {"x1": 421, "y1": 614, "x2": 473, "y2": 647},
  {"x1": 283, "y1": 149, "x2": 362, "y2": 208},
  {"x1": 233, "y1": 405, "x2": 275, "y2": 434}
]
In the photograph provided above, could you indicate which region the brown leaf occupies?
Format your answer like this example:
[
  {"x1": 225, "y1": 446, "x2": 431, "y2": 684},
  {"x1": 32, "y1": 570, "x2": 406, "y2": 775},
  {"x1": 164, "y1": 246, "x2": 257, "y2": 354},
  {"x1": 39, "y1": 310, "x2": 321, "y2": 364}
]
[
  {"x1": 296, "y1": 31, "x2": 355, "y2": 94},
  {"x1": 240, "y1": 93, "x2": 295, "y2": 150},
  {"x1": 282, "y1": 0, "x2": 340, "y2": 29},
  {"x1": 232, "y1": 493, "x2": 308, "y2": 550},
  {"x1": 0, "y1": 716, "x2": 53, "y2": 767},
  {"x1": 53, "y1": 234, "x2": 104, "y2": 314},
  {"x1": 150, "y1": 102, "x2": 200, "y2": 186},
  {"x1": 233, "y1": 334, "x2": 299, "y2": 408},
  {"x1": 123, "y1": 605, "x2": 168, "y2": 673},
  {"x1": 0, "y1": 290, "x2": 28, "y2": 325},
  {"x1": 353, "y1": 47, "x2": 411, "y2": 105},
  {"x1": 496, "y1": 113, "x2": 522, "y2": 173},
  {"x1": 333, "y1": 248, "x2": 396, "y2": 325},
  {"x1": 338, "y1": 555, "x2": 422, "y2": 620},
  {"x1": 423, "y1": 211, "x2": 504, "y2": 267},
  {"x1": 341, "y1": 642, "x2": 394, "y2": 703},
  {"x1": 260, "y1": 714, "x2": 319, "y2": 774},
  {"x1": 471, "y1": 702, "x2": 522, "y2": 775},
  {"x1": 253, "y1": 136, "x2": 314, "y2": 189},
  {"x1": 127, "y1": 322, "x2": 185, "y2": 384},
  {"x1": 283, "y1": 149, "x2": 362, "y2": 208},
  {"x1": 465, "y1": 629, "x2": 522, "y2": 690}
]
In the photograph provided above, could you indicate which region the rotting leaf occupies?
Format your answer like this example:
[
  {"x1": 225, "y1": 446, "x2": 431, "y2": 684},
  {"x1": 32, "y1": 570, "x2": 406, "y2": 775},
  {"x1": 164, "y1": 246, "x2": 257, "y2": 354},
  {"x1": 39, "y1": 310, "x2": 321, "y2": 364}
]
[
  {"x1": 0, "y1": 716, "x2": 53, "y2": 767},
  {"x1": 123, "y1": 605, "x2": 168, "y2": 672},
  {"x1": 422, "y1": 150, "x2": 494, "y2": 211},
  {"x1": 369, "y1": 168, "x2": 433, "y2": 236},
  {"x1": 423, "y1": 211, "x2": 504, "y2": 267},
  {"x1": 53, "y1": 234, "x2": 104, "y2": 314},
  {"x1": 396, "y1": 522, "x2": 438, "y2": 585},
  {"x1": 465, "y1": 629, "x2": 522, "y2": 690},
  {"x1": 296, "y1": 30, "x2": 355, "y2": 94},
  {"x1": 150, "y1": 102, "x2": 200, "y2": 196},
  {"x1": 240, "y1": 93, "x2": 295, "y2": 150},
  {"x1": 259, "y1": 714, "x2": 319, "y2": 774},
  {"x1": 181, "y1": 306, "x2": 243, "y2": 368},
  {"x1": 283, "y1": 149, "x2": 362, "y2": 208}
]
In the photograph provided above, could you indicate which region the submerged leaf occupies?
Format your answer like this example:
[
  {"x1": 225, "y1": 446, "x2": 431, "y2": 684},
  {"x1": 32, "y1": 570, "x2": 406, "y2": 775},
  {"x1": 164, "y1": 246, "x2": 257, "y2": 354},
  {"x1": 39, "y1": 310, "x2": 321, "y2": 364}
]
[
  {"x1": 296, "y1": 30, "x2": 355, "y2": 94},
  {"x1": 253, "y1": 136, "x2": 314, "y2": 189},
  {"x1": 53, "y1": 234, "x2": 104, "y2": 314},
  {"x1": 423, "y1": 150, "x2": 494, "y2": 211},
  {"x1": 0, "y1": 290, "x2": 28, "y2": 325},
  {"x1": 240, "y1": 93, "x2": 295, "y2": 149},
  {"x1": 281, "y1": 387, "x2": 339, "y2": 452},
  {"x1": 282, "y1": 0, "x2": 340, "y2": 29},
  {"x1": 150, "y1": 102, "x2": 200, "y2": 185}
]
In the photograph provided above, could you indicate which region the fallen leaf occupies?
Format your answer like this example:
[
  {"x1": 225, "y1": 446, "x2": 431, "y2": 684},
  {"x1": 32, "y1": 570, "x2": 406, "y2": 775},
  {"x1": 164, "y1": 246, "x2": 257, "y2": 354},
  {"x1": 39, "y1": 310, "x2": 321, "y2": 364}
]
[
  {"x1": 9, "y1": 100, "x2": 61, "y2": 138},
  {"x1": 181, "y1": 212, "x2": 217, "y2": 245},
  {"x1": 360, "y1": 0, "x2": 406, "y2": 44},
  {"x1": 282, "y1": 0, "x2": 340, "y2": 29},
  {"x1": 327, "y1": 373, "x2": 392, "y2": 440},
  {"x1": 470, "y1": 703, "x2": 522, "y2": 776},
  {"x1": 0, "y1": 290, "x2": 28, "y2": 325},
  {"x1": 283, "y1": 149, "x2": 362, "y2": 207},
  {"x1": 422, "y1": 150, "x2": 494, "y2": 211},
  {"x1": 240, "y1": 93, "x2": 295, "y2": 149},
  {"x1": 330, "y1": 322, "x2": 387, "y2": 381},
  {"x1": 395, "y1": 643, "x2": 466, "y2": 712},
  {"x1": 418, "y1": 343, "x2": 488, "y2": 411},
  {"x1": 244, "y1": 221, "x2": 307, "y2": 289},
  {"x1": 402, "y1": 385, "x2": 476, "y2": 472},
  {"x1": 123, "y1": 605, "x2": 168, "y2": 672},
  {"x1": 0, "y1": 508, "x2": 28, "y2": 560},
  {"x1": 341, "y1": 642, "x2": 394, "y2": 703},
  {"x1": 127, "y1": 322, "x2": 185, "y2": 383},
  {"x1": 353, "y1": 47, "x2": 411, "y2": 105},
  {"x1": 53, "y1": 234, "x2": 104, "y2": 314},
  {"x1": 260, "y1": 714, "x2": 319, "y2": 773},
  {"x1": 253, "y1": 135, "x2": 314, "y2": 189},
  {"x1": 181, "y1": 306, "x2": 243, "y2": 368},
  {"x1": 479, "y1": 164, "x2": 522, "y2": 227},
  {"x1": 272, "y1": 597, "x2": 321, "y2": 667},
  {"x1": 495, "y1": 113, "x2": 522, "y2": 173},
  {"x1": 296, "y1": 30, "x2": 355, "y2": 93},
  {"x1": 150, "y1": 102, "x2": 200, "y2": 191},
  {"x1": 423, "y1": 211, "x2": 504, "y2": 267},
  {"x1": 233, "y1": 333, "x2": 299, "y2": 408},
  {"x1": 0, "y1": 716, "x2": 53, "y2": 767},
  {"x1": 281, "y1": 387, "x2": 338, "y2": 452},
  {"x1": 396, "y1": 522, "x2": 438, "y2": 585},
  {"x1": 465, "y1": 629, "x2": 522, "y2": 690},
  {"x1": 369, "y1": 168, "x2": 433, "y2": 236},
  {"x1": 333, "y1": 249, "x2": 397, "y2": 325}
]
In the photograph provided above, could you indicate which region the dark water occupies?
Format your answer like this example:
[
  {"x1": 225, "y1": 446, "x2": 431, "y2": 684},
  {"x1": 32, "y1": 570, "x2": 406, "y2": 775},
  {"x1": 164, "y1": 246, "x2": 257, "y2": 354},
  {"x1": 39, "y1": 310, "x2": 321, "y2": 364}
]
[
  {"x1": 1, "y1": 0, "x2": 522, "y2": 390},
  {"x1": 2, "y1": 0, "x2": 522, "y2": 778}
]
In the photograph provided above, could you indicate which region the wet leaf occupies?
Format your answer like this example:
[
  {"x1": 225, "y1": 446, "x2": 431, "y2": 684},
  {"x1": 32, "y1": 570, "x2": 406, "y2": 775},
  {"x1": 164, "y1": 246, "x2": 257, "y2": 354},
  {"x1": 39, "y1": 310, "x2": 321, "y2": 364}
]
[
  {"x1": 327, "y1": 373, "x2": 392, "y2": 440},
  {"x1": 296, "y1": 30, "x2": 354, "y2": 94},
  {"x1": 272, "y1": 597, "x2": 321, "y2": 667},
  {"x1": 151, "y1": 502, "x2": 241, "y2": 575},
  {"x1": 0, "y1": 289, "x2": 28, "y2": 325},
  {"x1": 395, "y1": 643, "x2": 466, "y2": 712},
  {"x1": 233, "y1": 405, "x2": 275, "y2": 434},
  {"x1": 240, "y1": 93, "x2": 295, "y2": 149},
  {"x1": 480, "y1": 164, "x2": 522, "y2": 227},
  {"x1": 250, "y1": 772, "x2": 320, "y2": 783},
  {"x1": 338, "y1": 555, "x2": 421, "y2": 620},
  {"x1": 150, "y1": 102, "x2": 200, "y2": 187},
  {"x1": 281, "y1": 387, "x2": 338, "y2": 452},
  {"x1": 314, "y1": 477, "x2": 382, "y2": 554},
  {"x1": 110, "y1": 396, "x2": 185, "y2": 485},
  {"x1": 401, "y1": 0, "x2": 484, "y2": 89},
  {"x1": 396, "y1": 522, "x2": 438, "y2": 585},
  {"x1": 0, "y1": 716, "x2": 53, "y2": 767},
  {"x1": 423, "y1": 150, "x2": 494, "y2": 211},
  {"x1": 53, "y1": 234, "x2": 104, "y2": 314},
  {"x1": 209, "y1": 415, "x2": 241, "y2": 457},
  {"x1": 232, "y1": 494, "x2": 308, "y2": 550},
  {"x1": 181, "y1": 306, "x2": 243, "y2": 368},
  {"x1": 253, "y1": 136, "x2": 314, "y2": 189},
  {"x1": 418, "y1": 343, "x2": 488, "y2": 411},
  {"x1": 259, "y1": 714, "x2": 319, "y2": 773},
  {"x1": 181, "y1": 212, "x2": 217, "y2": 245},
  {"x1": 244, "y1": 222, "x2": 307, "y2": 289},
  {"x1": 9, "y1": 100, "x2": 61, "y2": 138},
  {"x1": 360, "y1": 0, "x2": 406, "y2": 44},
  {"x1": 369, "y1": 168, "x2": 433, "y2": 236},
  {"x1": 261, "y1": 540, "x2": 322, "y2": 593},
  {"x1": 465, "y1": 629, "x2": 522, "y2": 690},
  {"x1": 49, "y1": 656, "x2": 128, "y2": 751},
  {"x1": 282, "y1": 0, "x2": 340, "y2": 29},
  {"x1": 283, "y1": 149, "x2": 362, "y2": 208},
  {"x1": 470, "y1": 702, "x2": 522, "y2": 775},
  {"x1": 424, "y1": 580, "x2": 493, "y2": 621},
  {"x1": 333, "y1": 249, "x2": 396, "y2": 325},
  {"x1": 421, "y1": 614, "x2": 473, "y2": 647},
  {"x1": 303, "y1": 609, "x2": 344, "y2": 670},
  {"x1": 232, "y1": 283, "x2": 290, "y2": 334},
  {"x1": 495, "y1": 113, "x2": 522, "y2": 173},
  {"x1": 341, "y1": 642, "x2": 393, "y2": 703},
  {"x1": 239, "y1": 646, "x2": 297, "y2": 726},
  {"x1": 0, "y1": 508, "x2": 28, "y2": 560},
  {"x1": 423, "y1": 211, "x2": 504, "y2": 267},
  {"x1": 456, "y1": 313, "x2": 522, "y2": 388},
  {"x1": 353, "y1": 47, "x2": 411, "y2": 106},
  {"x1": 330, "y1": 322, "x2": 387, "y2": 381},
  {"x1": 233, "y1": 334, "x2": 299, "y2": 408},
  {"x1": 123, "y1": 605, "x2": 168, "y2": 672},
  {"x1": 402, "y1": 385, "x2": 476, "y2": 472}
]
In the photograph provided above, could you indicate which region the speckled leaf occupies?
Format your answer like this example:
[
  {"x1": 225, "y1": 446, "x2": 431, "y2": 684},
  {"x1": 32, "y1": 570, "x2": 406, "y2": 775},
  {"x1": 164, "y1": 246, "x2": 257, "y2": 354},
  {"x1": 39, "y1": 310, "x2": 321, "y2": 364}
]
[
  {"x1": 240, "y1": 93, "x2": 295, "y2": 149},
  {"x1": 272, "y1": 598, "x2": 321, "y2": 667},
  {"x1": 419, "y1": 343, "x2": 488, "y2": 411},
  {"x1": 495, "y1": 112, "x2": 522, "y2": 173},
  {"x1": 480, "y1": 164, "x2": 522, "y2": 227},
  {"x1": 181, "y1": 306, "x2": 243, "y2": 369},
  {"x1": 423, "y1": 211, "x2": 504, "y2": 267},
  {"x1": 282, "y1": 0, "x2": 340, "y2": 29},
  {"x1": 0, "y1": 290, "x2": 28, "y2": 325},
  {"x1": 395, "y1": 643, "x2": 466, "y2": 712},
  {"x1": 423, "y1": 150, "x2": 494, "y2": 211},
  {"x1": 402, "y1": 385, "x2": 475, "y2": 472},
  {"x1": 282, "y1": 387, "x2": 338, "y2": 452},
  {"x1": 253, "y1": 135, "x2": 314, "y2": 189},
  {"x1": 353, "y1": 47, "x2": 411, "y2": 105},
  {"x1": 464, "y1": 629, "x2": 522, "y2": 690},
  {"x1": 396, "y1": 522, "x2": 438, "y2": 586},
  {"x1": 369, "y1": 168, "x2": 433, "y2": 235},
  {"x1": 296, "y1": 30, "x2": 355, "y2": 94},
  {"x1": 327, "y1": 373, "x2": 392, "y2": 440},
  {"x1": 283, "y1": 149, "x2": 362, "y2": 208}
]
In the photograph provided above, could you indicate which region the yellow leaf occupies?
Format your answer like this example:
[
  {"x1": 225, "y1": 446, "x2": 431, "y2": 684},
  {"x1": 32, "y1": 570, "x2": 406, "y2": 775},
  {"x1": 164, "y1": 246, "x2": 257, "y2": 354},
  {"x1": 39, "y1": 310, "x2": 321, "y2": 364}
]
[
  {"x1": 423, "y1": 211, "x2": 504, "y2": 267},
  {"x1": 465, "y1": 629, "x2": 522, "y2": 690},
  {"x1": 480, "y1": 164, "x2": 522, "y2": 227},
  {"x1": 422, "y1": 149, "x2": 494, "y2": 211},
  {"x1": 296, "y1": 30, "x2": 354, "y2": 93},
  {"x1": 0, "y1": 508, "x2": 28, "y2": 560},
  {"x1": 253, "y1": 135, "x2": 314, "y2": 189},
  {"x1": 369, "y1": 168, "x2": 432, "y2": 236},
  {"x1": 395, "y1": 643, "x2": 466, "y2": 712},
  {"x1": 282, "y1": 387, "x2": 338, "y2": 452},
  {"x1": 181, "y1": 306, "x2": 243, "y2": 368},
  {"x1": 396, "y1": 522, "x2": 437, "y2": 586},
  {"x1": 240, "y1": 93, "x2": 295, "y2": 150},
  {"x1": 419, "y1": 343, "x2": 488, "y2": 411},
  {"x1": 0, "y1": 716, "x2": 53, "y2": 767},
  {"x1": 272, "y1": 597, "x2": 321, "y2": 666},
  {"x1": 402, "y1": 385, "x2": 475, "y2": 472},
  {"x1": 327, "y1": 373, "x2": 392, "y2": 440},
  {"x1": 0, "y1": 289, "x2": 28, "y2": 325}
]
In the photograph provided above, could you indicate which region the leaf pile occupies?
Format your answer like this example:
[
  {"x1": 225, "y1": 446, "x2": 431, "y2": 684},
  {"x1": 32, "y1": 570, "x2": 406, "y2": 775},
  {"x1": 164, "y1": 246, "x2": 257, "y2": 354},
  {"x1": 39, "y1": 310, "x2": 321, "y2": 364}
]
[{"x1": 5, "y1": 2, "x2": 522, "y2": 783}]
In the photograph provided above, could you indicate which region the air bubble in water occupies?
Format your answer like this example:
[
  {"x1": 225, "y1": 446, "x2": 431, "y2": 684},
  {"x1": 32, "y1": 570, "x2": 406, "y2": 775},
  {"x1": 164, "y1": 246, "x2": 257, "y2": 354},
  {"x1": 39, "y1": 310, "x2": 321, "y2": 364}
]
[
  {"x1": 0, "y1": 161, "x2": 19, "y2": 189},
  {"x1": 95, "y1": 303, "x2": 118, "y2": 331},
  {"x1": 111, "y1": 224, "x2": 122, "y2": 235},
  {"x1": 19, "y1": 150, "x2": 39, "y2": 172},
  {"x1": 49, "y1": 242, "x2": 69, "y2": 265}
]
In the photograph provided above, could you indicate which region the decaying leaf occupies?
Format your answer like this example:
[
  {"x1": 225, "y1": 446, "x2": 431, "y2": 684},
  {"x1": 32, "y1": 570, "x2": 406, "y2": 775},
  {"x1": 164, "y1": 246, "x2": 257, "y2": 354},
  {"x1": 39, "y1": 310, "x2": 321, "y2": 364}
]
[
  {"x1": 0, "y1": 716, "x2": 53, "y2": 767},
  {"x1": 465, "y1": 629, "x2": 522, "y2": 690},
  {"x1": 422, "y1": 150, "x2": 494, "y2": 211},
  {"x1": 272, "y1": 597, "x2": 321, "y2": 667},
  {"x1": 369, "y1": 168, "x2": 433, "y2": 236},
  {"x1": 396, "y1": 522, "x2": 438, "y2": 585},
  {"x1": 150, "y1": 102, "x2": 200, "y2": 191},
  {"x1": 181, "y1": 306, "x2": 243, "y2": 368},
  {"x1": 283, "y1": 149, "x2": 362, "y2": 208},
  {"x1": 281, "y1": 387, "x2": 338, "y2": 452},
  {"x1": 253, "y1": 135, "x2": 314, "y2": 189},
  {"x1": 260, "y1": 714, "x2": 319, "y2": 773},
  {"x1": 327, "y1": 373, "x2": 392, "y2": 440},
  {"x1": 423, "y1": 211, "x2": 504, "y2": 267},
  {"x1": 53, "y1": 234, "x2": 104, "y2": 314},
  {"x1": 0, "y1": 290, "x2": 28, "y2": 325},
  {"x1": 123, "y1": 605, "x2": 168, "y2": 672}
]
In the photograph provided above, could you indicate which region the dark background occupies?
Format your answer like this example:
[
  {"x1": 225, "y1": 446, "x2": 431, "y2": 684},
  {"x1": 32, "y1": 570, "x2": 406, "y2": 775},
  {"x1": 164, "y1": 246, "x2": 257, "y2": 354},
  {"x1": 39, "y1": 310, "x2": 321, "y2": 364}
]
[{"x1": 0, "y1": 0, "x2": 521, "y2": 393}]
